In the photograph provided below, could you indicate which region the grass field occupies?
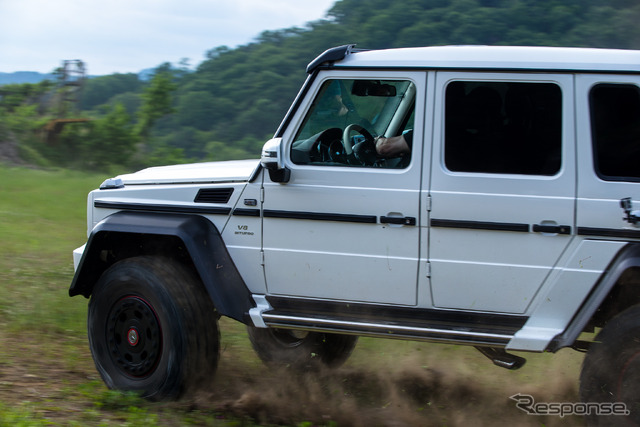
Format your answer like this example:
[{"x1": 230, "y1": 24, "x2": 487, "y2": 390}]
[{"x1": 0, "y1": 164, "x2": 588, "y2": 426}]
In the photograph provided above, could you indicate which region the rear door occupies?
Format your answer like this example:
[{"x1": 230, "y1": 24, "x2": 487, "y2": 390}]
[{"x1": 428, "y1": 73, "x2": 576, "y2": 314}]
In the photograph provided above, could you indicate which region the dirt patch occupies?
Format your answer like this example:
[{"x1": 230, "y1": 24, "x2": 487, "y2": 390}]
[
  {"x1": 0, "y1": 333, "x2": 97, "y2": 423},
  {"x1": 0, "y1": 329, "x2": 586, "y2": 426}
]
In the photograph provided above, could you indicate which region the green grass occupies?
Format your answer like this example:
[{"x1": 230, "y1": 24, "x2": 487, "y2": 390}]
[
  {"x1": 0, "y1": 164, "x2": 587, "y2": 426},
  {"x1": 0, "y1": 166, "x2": 95, "y2": 259},
  {"x1": 0, "y1": 166, "x2": 100, "y2": 336}
]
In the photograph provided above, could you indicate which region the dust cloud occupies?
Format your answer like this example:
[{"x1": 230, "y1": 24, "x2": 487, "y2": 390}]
[{"x1": 190, "y1": 336, "x2": 585, "y2": 427}]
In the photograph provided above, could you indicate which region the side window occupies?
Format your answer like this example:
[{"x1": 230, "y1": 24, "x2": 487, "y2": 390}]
[
  {"x1": 291, "y1": 79, "x2": 416, "y2": 169},
  {"x1": 444, "y1": 81, "x2": 562, "y2": 175},
  {"x1": 590, "y1": 84, "x2": 640, "y2": 181}
]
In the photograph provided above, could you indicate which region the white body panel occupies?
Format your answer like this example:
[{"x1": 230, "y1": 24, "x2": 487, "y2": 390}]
[
  {"x1": 221, "y1": 180, "x2": 266, "y2": 294},
  {"x1": 116, "y1": 159, "x2": 259, "y2": 185},
  {"x1": 509, "y1": 240, "x2": 627, "y2": 351}
]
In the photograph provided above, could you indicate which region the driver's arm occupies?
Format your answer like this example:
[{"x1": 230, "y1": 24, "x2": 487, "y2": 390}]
[{"x1": 375, "y1": 131, "x2": 412, "y2": 157}]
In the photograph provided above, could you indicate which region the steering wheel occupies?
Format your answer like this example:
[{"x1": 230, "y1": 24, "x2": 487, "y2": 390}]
[{"x1": 342, "y1": 124, "x2": 374, "y2": 156}]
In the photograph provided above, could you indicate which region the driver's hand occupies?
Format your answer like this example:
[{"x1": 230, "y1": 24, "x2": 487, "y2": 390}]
[{"x1": 375, "y1": 135, "x2": 410, "y2": 157}]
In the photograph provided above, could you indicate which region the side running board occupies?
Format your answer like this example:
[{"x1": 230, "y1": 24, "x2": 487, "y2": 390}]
[{"x1": 261, "y1": 312, "x2": 515, "y2": 347}]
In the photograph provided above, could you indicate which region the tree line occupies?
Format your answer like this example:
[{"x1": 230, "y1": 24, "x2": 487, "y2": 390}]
[{"x1": 2, "y1": 0, "x2": 640, "y2": 172}]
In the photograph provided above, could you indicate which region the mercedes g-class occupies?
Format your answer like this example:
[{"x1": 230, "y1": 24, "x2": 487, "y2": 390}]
[{"x1": 70, "y1": 44, "x2": 640, "y2": 423}]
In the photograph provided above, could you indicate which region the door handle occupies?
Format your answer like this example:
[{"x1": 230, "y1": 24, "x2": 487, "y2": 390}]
[
  {"x1": 532, "y1": 224, "x2": 571, "y2": 235},
  {"x1": 380, "y1": 216, "x2": 416, "y2": 226}
]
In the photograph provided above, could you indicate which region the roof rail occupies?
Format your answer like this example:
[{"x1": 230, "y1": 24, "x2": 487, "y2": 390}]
[{"x1": 306, "y1": 44, "x2": 359, "y2": 74}]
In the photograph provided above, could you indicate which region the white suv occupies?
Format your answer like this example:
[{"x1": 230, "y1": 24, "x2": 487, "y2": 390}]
[{"x1": 70, "y1": 44, "x2": 640, "y2": 423}]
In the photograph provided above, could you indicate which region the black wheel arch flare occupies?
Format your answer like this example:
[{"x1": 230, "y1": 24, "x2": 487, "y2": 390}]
[{"x1": 69, "y1": 211, "x2": 253, "y2": 322}]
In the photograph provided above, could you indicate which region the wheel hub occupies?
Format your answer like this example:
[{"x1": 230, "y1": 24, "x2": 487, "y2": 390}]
[
  {"x1": 107, "y1": 296, "x2": 162, "y2": 378},
  {"x1": 127, "y1": 328, "x2": 139, "y2": 346}
]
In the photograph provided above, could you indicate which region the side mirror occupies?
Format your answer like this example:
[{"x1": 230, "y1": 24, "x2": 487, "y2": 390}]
[{"x1": 260, "y1": 138, "x2": 290, "y2": 183}]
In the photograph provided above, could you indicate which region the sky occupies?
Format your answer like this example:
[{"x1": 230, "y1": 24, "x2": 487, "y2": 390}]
[{"x1": 0, "y1": 0, "x2": 337, "y2": 75}]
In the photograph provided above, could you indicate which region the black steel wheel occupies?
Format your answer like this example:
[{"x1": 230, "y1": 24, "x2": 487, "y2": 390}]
[
  {"x1": 107, "y1": 295, "x2": 163, "y2": 378},
  {"x1": 247, "y1": 326, "x2": 358, "y2": 369},
  {"x1": 88, "y1": 256, "x2": 220, "y2": 400}
]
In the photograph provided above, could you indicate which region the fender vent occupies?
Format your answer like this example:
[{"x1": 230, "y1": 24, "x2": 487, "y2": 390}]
[{"x1": 194, "y1": 188, "x2": 234, "y2": 204}]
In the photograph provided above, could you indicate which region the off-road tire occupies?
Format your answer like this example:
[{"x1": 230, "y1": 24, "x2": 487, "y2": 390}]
[
  {"x1": 247, "y1": 326, "x2": 358, "y2": 369},
  {"x1": 580, "y1": 304, "x2": 640, "y2": 426},
  {"x1": 88, "y1": 256, "x2": 220, "y2": 400}
]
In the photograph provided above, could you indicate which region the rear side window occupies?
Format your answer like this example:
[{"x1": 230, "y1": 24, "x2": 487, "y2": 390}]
[
  {"x1": 590, "y1": 84, "x2": 640, "y2": 181},
  {"x1": 444, "y1": 81, "x2": 562, "y2": 175}
]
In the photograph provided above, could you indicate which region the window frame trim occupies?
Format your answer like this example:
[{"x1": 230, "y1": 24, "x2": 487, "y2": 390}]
[
  {"x1": 279, "y1": 70, "x2": 427, "y2": 174},
  {"x1": 441, "y1": 78, "x2": 564, "y2": 177},
  {"x1": 589, "y1": 82, "x2": 640, "y2": 183}
]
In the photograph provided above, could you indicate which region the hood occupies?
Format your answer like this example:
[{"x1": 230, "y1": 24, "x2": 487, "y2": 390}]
[{"x1": 116, "y1": 159, "x2": 260, "y2": 185}]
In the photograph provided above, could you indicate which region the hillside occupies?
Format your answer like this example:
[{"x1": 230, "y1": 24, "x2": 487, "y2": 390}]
[
  {"x1": 2, "y1": 0, "x2": 640, "y2": 172},
  {"x1": 0, "y1": 71, "x2": 55, "y2": 85}
]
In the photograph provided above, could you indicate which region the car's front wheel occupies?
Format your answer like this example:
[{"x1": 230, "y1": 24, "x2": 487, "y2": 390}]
[
  {"x1": 88, "y1": 256, "x2": 220, "y2": 400},
  {"x1": 247, "y1": 326, "x2": 358, "y2": 369}
]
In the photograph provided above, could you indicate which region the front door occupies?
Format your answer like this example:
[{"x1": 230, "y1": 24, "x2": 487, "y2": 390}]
[{"x1": 262, "y1": 71, "x2": 426, "y2": 305}]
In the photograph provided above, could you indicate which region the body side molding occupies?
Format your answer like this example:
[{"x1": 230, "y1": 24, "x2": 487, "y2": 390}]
[{"x1": 94, "y1": 200, "x2": 232, "y2": 215}]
